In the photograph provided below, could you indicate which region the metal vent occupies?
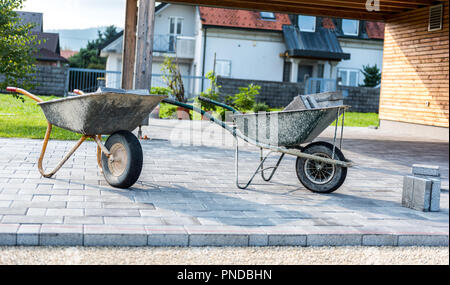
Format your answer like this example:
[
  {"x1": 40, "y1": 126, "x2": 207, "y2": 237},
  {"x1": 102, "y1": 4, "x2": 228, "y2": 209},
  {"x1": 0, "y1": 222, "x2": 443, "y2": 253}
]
[{"x1": 429, "y1": 4, "x2": 443, "y2": 31}]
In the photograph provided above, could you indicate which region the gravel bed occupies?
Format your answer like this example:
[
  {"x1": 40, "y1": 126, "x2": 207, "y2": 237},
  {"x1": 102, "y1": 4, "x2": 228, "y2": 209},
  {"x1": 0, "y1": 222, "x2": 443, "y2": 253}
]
[{"x1": 0, "y1": 246, "x2": 448, "y2": 265}]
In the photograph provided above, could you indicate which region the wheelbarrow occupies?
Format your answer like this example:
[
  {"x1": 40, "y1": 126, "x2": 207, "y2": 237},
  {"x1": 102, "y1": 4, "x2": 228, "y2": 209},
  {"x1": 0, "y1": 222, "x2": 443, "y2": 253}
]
[
  {"x1": 6, "y1": 87, "x2": 166, "y2": 189},
  {"x1": 163, "y1": 96, "x2": 353, "y2": 193}
]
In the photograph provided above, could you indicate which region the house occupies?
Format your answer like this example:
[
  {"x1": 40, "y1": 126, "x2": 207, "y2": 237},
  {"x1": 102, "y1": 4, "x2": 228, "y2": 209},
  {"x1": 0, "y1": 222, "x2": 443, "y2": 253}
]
[
  {"x1": 100, "y1": 3, "x2": 384, "y2": 93},
  {"x1": 16, "y1": 11, "x2": 68, "y2": 67}
]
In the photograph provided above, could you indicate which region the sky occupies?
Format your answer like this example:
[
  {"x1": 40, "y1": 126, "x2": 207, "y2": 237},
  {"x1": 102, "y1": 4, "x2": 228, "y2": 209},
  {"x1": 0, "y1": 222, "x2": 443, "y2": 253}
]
[{"x1": 20, "y1": 0, "x2": 127, "y2": 30}]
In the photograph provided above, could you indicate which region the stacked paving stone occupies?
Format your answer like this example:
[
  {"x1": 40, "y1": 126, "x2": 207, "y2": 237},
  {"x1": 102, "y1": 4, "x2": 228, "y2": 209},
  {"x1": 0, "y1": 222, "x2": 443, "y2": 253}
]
[{"x1": 402, "y1": 164, "x2": 441, "y2": 212}]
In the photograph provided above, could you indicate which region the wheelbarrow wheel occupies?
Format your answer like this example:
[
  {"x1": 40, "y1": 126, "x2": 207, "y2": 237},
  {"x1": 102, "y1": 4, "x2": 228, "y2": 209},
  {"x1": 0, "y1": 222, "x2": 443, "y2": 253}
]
[
  {"x1": 295, "y1": 141, "x2": 347, "y2": 194},
  {"x1": 101, "y1": 130, "x2": 143, "y2": 189}
]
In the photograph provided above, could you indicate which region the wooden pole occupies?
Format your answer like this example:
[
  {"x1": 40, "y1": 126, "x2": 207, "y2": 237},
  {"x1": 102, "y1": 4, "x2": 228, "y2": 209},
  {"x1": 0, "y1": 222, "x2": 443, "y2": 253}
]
[
  {"x1": 134, "y1": 0, "x2": 156, "y2": 90},
  {"x1": 121, "y1": 0, "x2": 138, "y2": 89}
]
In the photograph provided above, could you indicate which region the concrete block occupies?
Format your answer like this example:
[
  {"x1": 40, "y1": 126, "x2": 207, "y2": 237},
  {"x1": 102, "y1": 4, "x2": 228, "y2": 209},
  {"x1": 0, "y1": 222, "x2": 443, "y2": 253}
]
[
  {"x1": 398, "y1": 235, "x2": 449, "y2": 246},
  {"x1": 362, "y1": 234, "x2": 398, "y2": 246},
  {"x1": 147, "y1": 234, "x2": 188, "y2": 246},
  {"x1": 402, "y1": 176, "x2": 432, "y2": 212},
  {"x1": 307, "y1": 234, "x2": 362, "y2": 246},
  {"x1": 17, "y1": 224, "x2": 40, "y2": 246},
  {"x1": 268, "y1": 235, "x2": 307, "y2": 246},
  {"x1": 189, "y1": 234, "x2": 249, "y2": 246},
  {"x1": 40, "y1": 225, "x2": 83, "y2": 246},
  {"x1": 412, "y1": 164, "x2": 440, "y2": 177},
  {"x1": 429, "y1": 178, "x2": 441, "y2": 212}
]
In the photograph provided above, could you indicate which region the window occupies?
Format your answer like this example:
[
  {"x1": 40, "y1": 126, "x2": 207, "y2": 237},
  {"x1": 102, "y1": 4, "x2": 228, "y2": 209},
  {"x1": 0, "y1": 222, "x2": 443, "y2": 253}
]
[
  {"x1": 215, "y1": 60, "x2": 232, "y2": 77},
  {"x1": 342, "y1": 19, "x2": 359, "y2": 36},
  {"x1": 260, "y1": 12, "x2": 276, "y2": 20},
  {"x1": 298, "y1": 15, "x2": 316, "y2": 32},
  {"x1": 169, "y1": 17, "x2": 183, "y2": 51},
  {"x1": 338, "y1": 68, "x2": 359, "y2": 86}
]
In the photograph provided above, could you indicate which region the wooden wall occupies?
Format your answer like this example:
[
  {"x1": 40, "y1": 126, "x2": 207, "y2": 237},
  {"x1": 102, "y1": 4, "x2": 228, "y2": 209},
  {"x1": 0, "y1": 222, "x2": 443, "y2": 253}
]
[{"x1": 380, "y1": 2, "x2": 449, "y2": 128}]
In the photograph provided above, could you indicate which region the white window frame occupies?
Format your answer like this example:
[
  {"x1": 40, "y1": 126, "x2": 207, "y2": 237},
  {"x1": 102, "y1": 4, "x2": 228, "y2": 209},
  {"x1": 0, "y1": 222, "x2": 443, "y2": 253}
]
[
  {"x1": 260, "y1": 12, "x2": 276, "y2": 20},
  {"x1": 169, "y1": 16, "x2": 184, "y2": 36},
  {"x1": 338, "y1": 68, "x2": 359, "y2": 87},
  {"x1": 215, "y1": 60, "x2": 232, "y2": 78},
  {"x1": 342, "y1": 19, "x2": 359, "y2": 36},
  {"x1": 298, "y1": 15, "x2": 316, "y2": 32}
]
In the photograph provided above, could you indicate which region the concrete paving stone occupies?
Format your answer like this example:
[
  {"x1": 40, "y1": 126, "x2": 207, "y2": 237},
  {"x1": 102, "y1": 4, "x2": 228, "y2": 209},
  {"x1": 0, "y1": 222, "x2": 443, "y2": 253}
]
[
  {"x1": 362, "y1": 234, "x2": 398, "y2": 246},
  {"x1": 0, "y1": 208, "x2": 27, "y2": 215},
  {"x1": 0, "y1": 223, "x2": 19, "y2": 245},
  {"x1": 268, "y1": 235, "x2": 307, "y2": 246},
  {"x1": 412, "y1": 164, "x2": 440, "y2": 177},
  {"x1": 46, "y1": 208, "x2": 84, "y2": 217},
  {"x1": 50, "y1": 195, "x2": 84, "y2": 202},
  {"x1": 398, "y1": 235, "x2": 449, "y2": 246},
  {"x1": 66, "y1": 201, "x2": 102, "y2": 208},
  {"x1": 3, "y1": 215, "x2": 63, "y2": 224},
  {"x1": 40, "y1": 224, "x2": 83, "y2": 246},
  {"x1": 189, "y1": 234, "x2": 249, "y2": 246},
  {"x1": 103, "y1": 217, "x2": 164, "y2": 225},
  {"x1": 163, "y1": 216, "x2": 201, "y2": 226},
  {"x1": 10, "y1": 201, "x2": 66, "y2": 208},
  {"x1": 84, "y1": 225, "x2": 147, "y2": 246},
  {"x1": 307, "y1": 234, "x2": 363, "y2": 246},
  {"x1": 145, "y1": 226, "x2": 189, "y2": 246},
  {"x1": 102, "y1": 202, "x2": 155, "y2": 209},
  {"x1": 0, "y1": 201, "x2": 11, "y2": 207},
  {"x1": 0, "y1": 194, "x2": 33, "y2": 202},
  {"x1": 64, "y1": 216, "x2": 104, "y2": 224},
  {"x1": 26, "y1": 208, "x2": 47, "y2": 216},
  {"x1": 85, "y1": 209, "x2": 141, "y2": 217},
  {"x1": 17, "y1": 224, "x2": 41, "y2": 246}
]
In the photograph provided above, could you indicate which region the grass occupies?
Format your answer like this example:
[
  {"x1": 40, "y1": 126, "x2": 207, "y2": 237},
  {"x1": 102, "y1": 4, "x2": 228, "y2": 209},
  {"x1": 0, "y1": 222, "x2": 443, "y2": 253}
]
[
  {"x1": 0, "y1": 94, "x2": 82, "y2": 140},
  {"x1": 1, "y1": 94, "x2": 379, "y2": 140}
]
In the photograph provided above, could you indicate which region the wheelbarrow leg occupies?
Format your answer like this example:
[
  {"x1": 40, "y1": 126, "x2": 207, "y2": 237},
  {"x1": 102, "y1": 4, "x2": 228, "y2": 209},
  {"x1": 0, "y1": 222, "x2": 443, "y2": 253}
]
[
  {"x1": 95, "y1": 135, "x2": 103, "y2": 173},
  {"x1": 260, "y1": 148, "x2": 285, "y2": 182},
  {"x1": 38, "y1": 122, "x2": 87, "y2": 178}
]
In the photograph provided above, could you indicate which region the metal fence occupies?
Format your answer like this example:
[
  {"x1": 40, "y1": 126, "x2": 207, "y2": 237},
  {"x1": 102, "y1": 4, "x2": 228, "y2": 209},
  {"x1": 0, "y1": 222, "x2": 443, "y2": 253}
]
[
  {"x1": 305, "y1": 77, "x2": 337, "y2": 94},
  {"x1": 66, "y1": 67, "x2": 208, "y2": 99},
  {"x1": 67, "y1": 68, "x2": 121, "y2": 93}
]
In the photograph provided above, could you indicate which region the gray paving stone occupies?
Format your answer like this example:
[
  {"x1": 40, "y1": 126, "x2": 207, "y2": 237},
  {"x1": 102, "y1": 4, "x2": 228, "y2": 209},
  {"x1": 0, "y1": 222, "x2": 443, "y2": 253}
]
[
  {"x1": 46, "y1": 209, "x2": 84, "y2": 216},
  {"x1": 85, "y1": 209, "x2": 141, "y2": 217},
  {"x1": 84, "y1": 225, "x2": 147, "y2": 246},
  {"x1": 64, "y1": 216, "x2": 104, "y2": 224},
  {"x1": 249, "y1": 234, "x2": 268, "y2": 246},
  {"x1": 268, "y1": 235, "x2": 307, "y2": 246},
  {"x1": 429, "y1": 179, "x2": 441, "y2": 212},
  {"x1": 307, "y1": 234, "x2": 363, "y2": 246},
  {"x1": 362, "y1": 234, "x2": 398, "y2": 246},
  {"x1": 40, "y1": 225, "x2": 83, "y2": 246},
  {"x1": 412, "y1": 164, "x2": 440, "y2": 177},
  {"x1": 0, "y1": 224, "x2": 18, "y2": 245},
  {"x1": 17, "y1": 224, "x2": 40, "y2": 246},
  {"x1": 398, "y1": 235, "x2": 449, "y2": 246},
  {"x1": 2, "y1": 215, "x2": 63, "y2": 224},
  {"x1": 148, "y1": 234, "x2": 189, "y2": 246},
  {"x1": 189, "y1": 234, "x2": 249, "y2": 246}
]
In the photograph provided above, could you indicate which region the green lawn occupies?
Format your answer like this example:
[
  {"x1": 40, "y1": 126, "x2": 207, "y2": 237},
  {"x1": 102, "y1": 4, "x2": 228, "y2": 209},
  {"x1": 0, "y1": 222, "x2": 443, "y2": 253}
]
[
  {"x1": 0, "y1": 94, "x2": 82, "y2": 140},
  {"x1": 1, "y1": 93, "x2": 379, "y2": 140}
]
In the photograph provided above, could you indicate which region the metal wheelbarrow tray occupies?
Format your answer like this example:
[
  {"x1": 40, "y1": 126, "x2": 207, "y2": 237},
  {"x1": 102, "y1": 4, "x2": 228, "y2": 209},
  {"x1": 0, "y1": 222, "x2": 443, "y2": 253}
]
[
  {"x1": 6, "y1": 87, "x2": 166, "y2": 189},
  {"x1": 164, "y1": 96, "x2": 353, "y2": 193}
]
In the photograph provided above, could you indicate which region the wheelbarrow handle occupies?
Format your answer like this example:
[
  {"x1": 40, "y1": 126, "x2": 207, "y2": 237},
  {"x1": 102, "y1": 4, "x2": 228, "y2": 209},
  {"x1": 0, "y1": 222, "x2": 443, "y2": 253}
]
[
  {"x1": 197, "y1": 96, "x2": 240, "y2": 114},
  {"x1": 6, "y1": 87, "x2": 43, "y2": 103}
]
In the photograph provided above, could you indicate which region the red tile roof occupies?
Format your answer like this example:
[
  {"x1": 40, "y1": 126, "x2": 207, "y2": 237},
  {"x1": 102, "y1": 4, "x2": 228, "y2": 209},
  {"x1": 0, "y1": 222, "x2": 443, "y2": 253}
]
[
  {"x1": 365, "y1": 21, "x2": 385, "y2": 39},
  {"x1": 199, "y1": 7, "x2": 291, "y2": 31},
  {"x1": 61, "y1": 50, "x2": 78, "y2": 59}
]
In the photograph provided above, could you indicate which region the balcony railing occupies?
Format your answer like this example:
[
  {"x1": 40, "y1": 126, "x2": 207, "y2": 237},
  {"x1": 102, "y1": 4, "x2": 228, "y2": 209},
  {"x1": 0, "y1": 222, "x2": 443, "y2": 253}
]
[{"x1": 153, "y1": 35, "x2": 195, "y2": 59}]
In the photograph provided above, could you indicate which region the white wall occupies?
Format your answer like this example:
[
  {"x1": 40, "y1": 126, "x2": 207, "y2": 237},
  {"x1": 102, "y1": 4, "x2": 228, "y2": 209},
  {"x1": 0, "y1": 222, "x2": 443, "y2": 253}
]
[
  {"x1": 337, "y1": 38, "x2": 383, "y2": 86},
  {"x1": 154, "y1": 4, "x2": 196, "y2": 36},
  {"x1": 199, "y1": 28, "x2": 286, "y2": 82}
]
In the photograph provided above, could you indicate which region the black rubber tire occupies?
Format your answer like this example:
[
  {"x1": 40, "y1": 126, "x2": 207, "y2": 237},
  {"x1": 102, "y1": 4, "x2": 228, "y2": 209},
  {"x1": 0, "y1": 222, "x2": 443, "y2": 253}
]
[
  {"x1": 295, "y1": 141, "x2": 347, "y2": 194},
  {"x1": 101, "y1": 130, "x2": 143, "y2": 189}
]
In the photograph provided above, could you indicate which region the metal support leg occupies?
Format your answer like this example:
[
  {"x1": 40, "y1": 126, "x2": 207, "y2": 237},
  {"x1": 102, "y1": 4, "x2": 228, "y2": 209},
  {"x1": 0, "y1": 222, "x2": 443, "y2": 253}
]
[
  {"x1": 235, "y1": 138, "x2": 284, "y2": 190},
  {"x1": 38, "y1": 122, "x2": 87, "y2": 178},
  {"x1": 260, "y1": 148, "x2": 285, "y2": 182}
]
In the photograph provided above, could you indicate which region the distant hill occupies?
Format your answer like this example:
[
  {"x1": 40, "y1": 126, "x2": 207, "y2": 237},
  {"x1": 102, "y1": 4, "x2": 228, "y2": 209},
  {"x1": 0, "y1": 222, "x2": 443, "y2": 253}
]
[{"x1": 46, "y1": 27, "x2": 123, "y2": 51}]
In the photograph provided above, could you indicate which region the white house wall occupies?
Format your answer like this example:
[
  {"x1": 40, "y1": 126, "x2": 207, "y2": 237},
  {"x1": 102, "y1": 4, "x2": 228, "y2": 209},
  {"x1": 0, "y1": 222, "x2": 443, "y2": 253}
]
[
  {"x1": 199, "y1": 28, "x2": 286, "y2": 82},
  {"x1": 154, "y1": 4, "x2": 196, "y2": 36},
  {"x1": 337, "y1": 39, "x2": 383, "y2": 86}
]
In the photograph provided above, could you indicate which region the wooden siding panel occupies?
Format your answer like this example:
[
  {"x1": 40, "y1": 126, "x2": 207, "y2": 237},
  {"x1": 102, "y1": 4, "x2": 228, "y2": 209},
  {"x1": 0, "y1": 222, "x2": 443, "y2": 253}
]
[{"x1": 380, "y1": 2, "x2": 449, "y2": 127}]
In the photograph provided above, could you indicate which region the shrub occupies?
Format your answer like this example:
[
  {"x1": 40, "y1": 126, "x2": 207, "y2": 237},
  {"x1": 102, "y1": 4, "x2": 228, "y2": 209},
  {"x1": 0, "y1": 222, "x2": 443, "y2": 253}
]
[
  {"x1": 196, "y1": 71, "x2": 220, "y2": 111},
  {"x1": 151, "y1": 86, "x2": 171, "y2": 95},
  {"x1": 252, "y1": 102, "x2": 270, "y2": 113},
  {"x1": 227, "y1": 83, "x2": 261, "y2": 112}
]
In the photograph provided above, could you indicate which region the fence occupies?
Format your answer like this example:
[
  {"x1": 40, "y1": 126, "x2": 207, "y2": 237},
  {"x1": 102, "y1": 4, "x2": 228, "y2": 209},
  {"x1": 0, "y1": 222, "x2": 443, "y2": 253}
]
[
  {"x1": 305, "y1": 77, "x2": 337, "y2": 94},
  {"x1": 66, "y1": 67, "x2": 208, "y2": 99},
  {"x1": 67, "y1": 68, "x2": 121, "y2": 93}
]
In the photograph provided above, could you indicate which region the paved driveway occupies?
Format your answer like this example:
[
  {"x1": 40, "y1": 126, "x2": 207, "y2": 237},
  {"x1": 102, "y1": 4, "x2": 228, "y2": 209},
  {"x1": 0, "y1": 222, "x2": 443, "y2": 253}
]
[{"x1": 0, "y1": 119, "x2": 448, "y2": 246}]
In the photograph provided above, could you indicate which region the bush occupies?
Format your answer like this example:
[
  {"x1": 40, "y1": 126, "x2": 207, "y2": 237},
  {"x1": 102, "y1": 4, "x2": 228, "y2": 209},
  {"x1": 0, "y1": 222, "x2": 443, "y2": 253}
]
[
  {"x1": 151, "y1": 86, "x2": 171, "y2": 95},
  {"x1": 227, "y1": 83, "x2": 260, "y2": 112},
  {"x1": 252, "y1": 102, "x2": 269, "y2": 113},
  {"x1": 159, "y1": 102, "x2": 177, "y2": 119},
  {"x1": 196, "y1": 71, "x2": 220, "y2": 111}
]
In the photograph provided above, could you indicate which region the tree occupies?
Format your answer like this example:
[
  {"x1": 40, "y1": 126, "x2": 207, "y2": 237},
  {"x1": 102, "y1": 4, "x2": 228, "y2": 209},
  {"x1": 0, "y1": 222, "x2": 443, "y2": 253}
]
[
  {"x1": 68, "y1": 25, "x2": 119, "y2": 69},
  {"x1": 361, "y1": 64, "x2": 382, "y2": 87},
  {"x1": 161, "y1": 56, "x2": 185, "y2": 103},
  {"x1": 0, "y1": 0, "x2": 38, "y2": 99}
]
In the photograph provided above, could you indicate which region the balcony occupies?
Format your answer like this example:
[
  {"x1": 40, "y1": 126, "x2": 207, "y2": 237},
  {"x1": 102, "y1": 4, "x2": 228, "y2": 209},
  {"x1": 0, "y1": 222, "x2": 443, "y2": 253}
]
[{"x1": 153, "y1": 34, "x2": 195, "y2": 59}]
